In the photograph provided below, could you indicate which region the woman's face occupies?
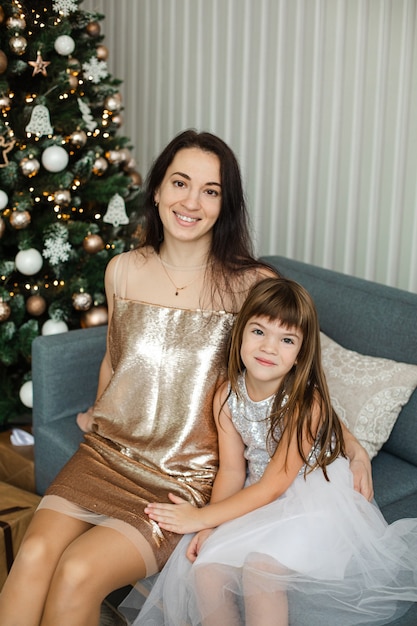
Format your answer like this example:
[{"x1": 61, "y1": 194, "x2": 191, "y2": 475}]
[{"x1": 154, "y1": 147, "x2": 222, "y2": 246}]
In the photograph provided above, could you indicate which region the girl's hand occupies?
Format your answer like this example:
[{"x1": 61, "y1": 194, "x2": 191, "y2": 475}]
[
  {"x1": 186, "y1": 529, "x2": 214, "y2": 562},
  {"x1": 350, "y1": 456, "x2": 374, "y2": 501},
  {"x1": 145, "y1": 493, "x2": 206, "y2": 534},
  {"x1": 76, "y1": 406, "x2": 94, "y2": 432}
]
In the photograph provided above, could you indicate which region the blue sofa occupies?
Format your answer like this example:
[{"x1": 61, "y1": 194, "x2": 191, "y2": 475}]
[{"x1": 32, "y1": 255, "x2": 417, "y2": 625}]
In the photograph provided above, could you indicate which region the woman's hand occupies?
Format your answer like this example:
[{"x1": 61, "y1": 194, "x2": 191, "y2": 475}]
[
  {"x1": 76, "y1": 406, "x2": 94, "y2": 432},
  {"x1": 145, "y1": 493, "x2": 206, "y2": 534},
  {"x1": 186, "y1": 529, "x2": 214, "y2": 562}
]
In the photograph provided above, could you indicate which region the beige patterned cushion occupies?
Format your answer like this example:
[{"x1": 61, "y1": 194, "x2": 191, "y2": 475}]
[{"x1": 320, "y1": 333, "x2": 417, "y2": 459}]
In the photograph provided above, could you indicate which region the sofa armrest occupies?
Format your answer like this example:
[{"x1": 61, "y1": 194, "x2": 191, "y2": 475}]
[
  {"x1": 32, "y1": 325, "x2": 107, "y2": 494},
  {"x1": 32, "y1": 325, "x2": 107, "y2": 425}
]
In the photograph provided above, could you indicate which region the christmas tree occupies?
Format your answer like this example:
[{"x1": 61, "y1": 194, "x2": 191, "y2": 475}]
[{"x1": 0, "y1": 0, "x2": 143, "y2": 426}]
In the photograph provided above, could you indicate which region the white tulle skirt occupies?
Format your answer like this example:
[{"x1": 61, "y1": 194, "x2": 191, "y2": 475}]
[{"x1": 120, "y1": 457, "x2": 417, "y2": 625}]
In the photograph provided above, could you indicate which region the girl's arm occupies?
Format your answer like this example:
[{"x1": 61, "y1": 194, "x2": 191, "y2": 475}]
[
  {"x1": 186, "y1": 383, "x2": 247, "y2": 560},
  {"x1": 76, "y1": 256, "x2": 117, "y2": 432},
  {"x1": 341, "y1": 422, "x2": 373, "y2": 500},
  {"x1": 146, "y1": 397, "x2": 317, "y2": 535}
]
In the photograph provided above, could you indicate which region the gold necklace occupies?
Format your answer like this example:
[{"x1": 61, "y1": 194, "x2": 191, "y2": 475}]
[{"x1": 158, "y1": 255, "x2": 205, "y2": 296}]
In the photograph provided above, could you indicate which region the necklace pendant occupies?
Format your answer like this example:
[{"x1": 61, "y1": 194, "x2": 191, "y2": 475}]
[{"x1": 175, "y1": 290, "x2": 179, "y2": 296}]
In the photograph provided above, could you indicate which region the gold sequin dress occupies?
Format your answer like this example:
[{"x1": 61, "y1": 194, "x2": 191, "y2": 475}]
[{"x1": 45, "y1": 296, "x2": 234, "y2": 569}]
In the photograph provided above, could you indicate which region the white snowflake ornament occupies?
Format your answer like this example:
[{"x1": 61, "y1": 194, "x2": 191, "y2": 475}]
[
  {"x1": 43, "y1": 224, "x2": 72, "y2": 265},
  {"x1": 103, "y1": 193, "x2": 129, "y2": 227},
  {"x1": 52, "y1": 0, "x2": 78, "y2": 17},
  {"x1": 25, "y1": 104, "x2": 53, "y2": 137},
  {"x1": 82, "y1": 57, "x2": 108, "y2": 84}
]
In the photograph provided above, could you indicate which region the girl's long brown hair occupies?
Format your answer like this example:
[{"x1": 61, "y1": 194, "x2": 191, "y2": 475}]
[{"x1": 227, "y1": 277, "x2": 345, "y2": 478}]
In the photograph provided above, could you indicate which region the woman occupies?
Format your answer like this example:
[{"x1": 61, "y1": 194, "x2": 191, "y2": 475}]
[{"x1": 0, "y1": 130, "x2": 372, "y2": 626}]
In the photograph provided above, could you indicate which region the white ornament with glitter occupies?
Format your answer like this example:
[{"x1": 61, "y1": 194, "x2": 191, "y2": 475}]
[
  {"x1": 54, "y1": 35, "x2": 75, "y2": 56},
  {"x1": 103, "y1": 193, "x2": 129, "y2": 227},
  {"x1": 25, "y1": 104, "x2": 54, "y2": 137}
]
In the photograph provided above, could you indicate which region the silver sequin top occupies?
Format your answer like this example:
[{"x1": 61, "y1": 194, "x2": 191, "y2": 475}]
[{"x1": 228, "y1": 374, "x2": 325, "y2": 485}]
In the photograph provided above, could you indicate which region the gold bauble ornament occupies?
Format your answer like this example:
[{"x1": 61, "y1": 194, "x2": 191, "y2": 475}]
[
  {"x1": 83, "y1": 233, "x2": 105, "y2": 254},
  {"x1": 81, "y1": 305, "x2": 108, "y2": 328},
  {"x1": 54, "y1": 189, "x2": 71, "y2": 206},
  {"x1": 0, "y1": 300, "x2": 11, "y2": 322},
  {"x1": 86, "y1": 21, "x2": 101, "y2": 37},
  {"x1": 20, "y1": 157, "x2": 40, "y2": 177},
  {"x1": 67, "y1": 57, "x2": 81, "y2": 72},
  {"x1": 96, "y1": 45, "x2": 108, "y2": 61},
  {"x1": 105, "y1": 149, "x2": 123, "y2": 165},
  {"x1": 118, "y1": 148, "x2": 131, "y2": 164},
  {"x1": 26, "y1": 294, "x2": 47, "y2": 316},
  {"x1": 0, "y1": 216, "x2": 5, "y2": 238},
  {"x1": 124, "y1": 157, "x2": 138, "y2": 173},
  {"x1": 69, "y1": 129, "x2": 87, "y2": 148},
  {"x1": 111, "y1": 114, "x2": 123, "y2": 128},
  {"x1": 0, "y1": 50, "x2": 8, "y2": 74},
  {"x1": 0, "y1": 95, "x2": 11, "y2": 111},
  {"x1": 72, "y1": 291, "x2": 93, "y2": 311},
  {"x1": 10, "y1": 210, "x2": 31, "y2": 229},
  {"x1": 92, "y1": 156, "x2": 108, "y2": 176},
  {"x1": 9, "y1": 35, "x2": 27, "y2": 56},
  {"x1": 68, "y1": 74, "x2": 78, "y2": 90},
  {"x1": 6, "y1": 16, "x2": 26, "y2": 30},
  {"x1": 104, "y1": 93, "x2": 122, "y2": 112},
  {"x1": 129, "y1": 171, "x2": 143, "y2": 187}
]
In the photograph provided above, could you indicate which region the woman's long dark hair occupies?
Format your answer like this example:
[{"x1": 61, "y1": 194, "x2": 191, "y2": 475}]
[
  {"x1": 227, "y1": 277, "x2": 345, "y2": 478},
  {"x1": 140, "y1": 129, "x2": 277, "y2": 310}
]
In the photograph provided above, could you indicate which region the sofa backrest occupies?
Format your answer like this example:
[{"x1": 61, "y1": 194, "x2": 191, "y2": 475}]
[{"x1": 262, "y1": 255, "x2": 417, "y2": 464}]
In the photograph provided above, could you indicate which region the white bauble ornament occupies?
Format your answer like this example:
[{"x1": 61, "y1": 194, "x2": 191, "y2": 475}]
[
  {"x1": 54, "y1": 35, "x2": 75, "y2": 56},
  {"x1": 19, "y1": 380, "x2": 33, "y2": 408},
  {"x1": 0, "y1": 189, "x2": 8, "y2": 209},
  {"x1": 41, "y1": 145, "x2": 69, "y2": 172},
  {"x1": 42, "y1": 318, "x2": 69, "y2": 335},
  {"x1": 15, "y1": 248, "x2": 43, "y2": 275}
]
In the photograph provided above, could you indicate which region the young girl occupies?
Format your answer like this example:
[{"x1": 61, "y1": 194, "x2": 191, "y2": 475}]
[{"x1": 136, "y1": 277, "x2": 417, "y2": 626}]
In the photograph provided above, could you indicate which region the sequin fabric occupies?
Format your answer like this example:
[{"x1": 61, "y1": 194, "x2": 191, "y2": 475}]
[
  {"x1": 228, "y1": 375, "x2": 326, "y2": 485},
  {"x1": 46, "y1": 298, "x2": 234, "y2": 569}
]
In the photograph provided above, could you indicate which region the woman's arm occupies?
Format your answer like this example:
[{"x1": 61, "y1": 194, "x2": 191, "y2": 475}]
[
  {"x1": 76, "y1": 256, "x2": 117, "y2": 432},
  {"x1": 146, "y1": 401, "x2": 313, "y2": 534},
  {"x1": 342, "y1": 422, "x2": 374, "y2": 501}
]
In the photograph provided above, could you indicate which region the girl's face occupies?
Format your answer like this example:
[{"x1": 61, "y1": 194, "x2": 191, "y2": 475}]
[
  {"x1": 154, "y1": 147, "x2": 222, "y2": 247},
  {"x1": 240, "y1": 315, "x2": 303, "y2": 400}
]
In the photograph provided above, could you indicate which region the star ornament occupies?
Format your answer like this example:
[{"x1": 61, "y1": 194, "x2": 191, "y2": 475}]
[{"x1": 29, "y1": 52, "x2": 51, "y2": 77}]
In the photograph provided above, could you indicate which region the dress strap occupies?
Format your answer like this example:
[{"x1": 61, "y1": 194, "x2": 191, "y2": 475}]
[{"x1": 113, "y1": 252, "x2": 130, "y2": 298}]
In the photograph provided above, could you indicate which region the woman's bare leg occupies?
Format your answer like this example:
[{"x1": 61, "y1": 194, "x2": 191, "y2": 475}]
[
  {"x1": 0, "y1": 509, "x2": 92, "y2": 626},
  {"x1": 41, "y1": 524, "x2": 147, "y2": 626}
]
